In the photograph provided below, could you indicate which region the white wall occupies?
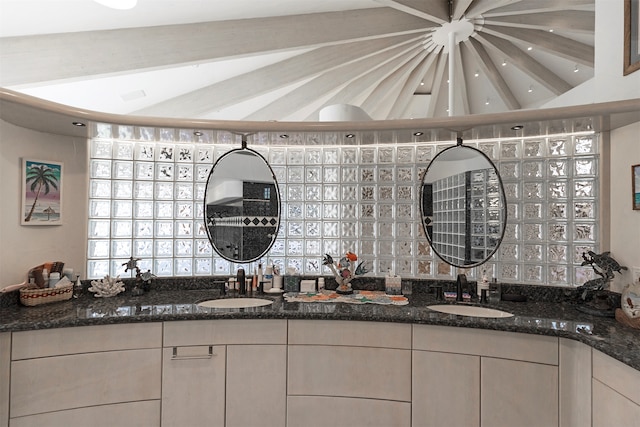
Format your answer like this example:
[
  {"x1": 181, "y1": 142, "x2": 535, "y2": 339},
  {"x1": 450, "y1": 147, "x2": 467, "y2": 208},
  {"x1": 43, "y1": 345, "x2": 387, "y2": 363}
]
[
  {"x1": 0, "y1": 119, "x2": 88, "y2": 287},
  {"x1": 609, "y1": 121, "x2": 640, "y2": 293},
  {"x1": 542, "y1": 0, "x2": 640, "y2": 109}
]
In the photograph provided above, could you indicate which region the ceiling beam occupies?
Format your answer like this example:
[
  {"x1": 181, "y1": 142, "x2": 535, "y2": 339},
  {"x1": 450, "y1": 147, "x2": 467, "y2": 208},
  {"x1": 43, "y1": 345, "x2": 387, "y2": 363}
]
[
  {"x1": 462, "y1": 38, "x2": 521, "y2": 110},
  {"x1": 474, "y1": 32, "x2": 573, "y2": 95},
  {"x1": 0, "y1": 8, "x2": 428, "y2": 86},
  {"x1": 388, "y1": 52, "x2": 441, "y2": 119},
  {"x1": 244, "y1": 42, "x2": 425, "y2": 121},
  {"x1": 482, "y1": 25, "x2": 594, "y2": 67},
  {"x1": 427, "y1": 52, "x2": 448, "y2": 117},
  {"x1": 453, "y1": 46, "x2": 471, "y2": 116},
  {"x1": 452, "y1": 0, "x2": 475, "y2": 20},
  {"x1": 464, "y1": 0, "x2": 521, "y2": 19},
  {"x1": 483, "y1": 0, "x2": 594, "y2": 16},
  {"x1": 484, "y1": 10, "x2": 594, "y2": 33},
  {"x1": 133, "y1": 35, "x2": 420, "y2": 117},
  {"x1": 374, "y1": 0, "x2": 448, "y2": 24}
]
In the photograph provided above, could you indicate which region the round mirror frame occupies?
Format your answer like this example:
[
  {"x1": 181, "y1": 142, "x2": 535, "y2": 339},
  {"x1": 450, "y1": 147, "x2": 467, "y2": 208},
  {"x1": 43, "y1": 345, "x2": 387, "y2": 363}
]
[
  {"x1": 419, "y1": 141, "x2": 507, "y2": 269},
  {"x1": 203, "y1": 147, "x2": 281, "y2": 263}
]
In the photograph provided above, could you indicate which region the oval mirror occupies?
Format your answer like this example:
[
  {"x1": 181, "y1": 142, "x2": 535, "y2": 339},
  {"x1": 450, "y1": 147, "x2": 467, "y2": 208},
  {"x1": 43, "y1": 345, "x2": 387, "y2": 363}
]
[
  {"x1": 204, "y1": 148, "x2": 281, "y2": 263},
  {"x1": 420, "y1": 142, "x2": 507, "y2": 268}
]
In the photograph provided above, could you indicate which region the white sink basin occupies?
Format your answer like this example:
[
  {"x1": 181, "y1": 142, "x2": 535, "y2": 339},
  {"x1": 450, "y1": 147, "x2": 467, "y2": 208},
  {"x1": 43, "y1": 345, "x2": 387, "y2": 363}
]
[
  {"x1": 428, "y1": 304, "x2": 514, "y2": 318},
  {"x1": 197, "y1": 298, "x2": 274, "y2": 309}
]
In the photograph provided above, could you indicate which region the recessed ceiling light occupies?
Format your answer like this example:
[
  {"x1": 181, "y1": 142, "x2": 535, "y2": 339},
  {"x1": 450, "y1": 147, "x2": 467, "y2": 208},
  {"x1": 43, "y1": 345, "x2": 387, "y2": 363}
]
[
  {"x1": 279, "y1": 134, "x2": 289, "y2": 139},
  {"x1": 528, "y1": 85, "x2": 533, "y2": 93},
  {"x1": 502, "y1": 60, "x2": 507, "y2": 66},
  {"x1": 574, "y1": 65, "x2": 579, "y2": 73},
  {"x1": 193, "y1": 131, "x2": 203, "y2": 136},
  {"x1": 413, "y1": 131, "x2": 424, "y2": 136},
  {"x1": 549, "y1": 29, "x2": 554, "y2": 32},
  {"x1": 511, "y1": 125, "x2": 524, "y2": 130},
  {"x1": 474, "y1": 70, "x2": 479, "y2": 77},
  {"x1": 485, "y1": 98, "x2": 490, "y2": 105},
  {"x1": 72, "y1": 121, "x2": 86, "y2": 127},
  {"x1": 94, "y1": 0, "x2": 137, "y2": 10},
  {"x1": 420, "y1": 81, "x2": 425, "y2": 86},
  {"x1": 527, "y1": 46, "x2": 533, "y2": 51},
  {"x1": 345, "y1": 134, "x2": 355, "y2": 139}
]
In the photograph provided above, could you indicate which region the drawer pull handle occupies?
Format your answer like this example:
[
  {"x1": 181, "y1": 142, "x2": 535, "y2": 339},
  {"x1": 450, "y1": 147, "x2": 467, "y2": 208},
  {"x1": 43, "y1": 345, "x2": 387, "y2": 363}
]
[{"x1": 171, "y1": 346, "x2": 214, "y2": 360}]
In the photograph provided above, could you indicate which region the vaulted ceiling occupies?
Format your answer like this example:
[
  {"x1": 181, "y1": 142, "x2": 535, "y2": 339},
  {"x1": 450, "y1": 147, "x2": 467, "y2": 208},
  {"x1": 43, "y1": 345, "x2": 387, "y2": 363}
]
[{"x1": 0, "y1": 0, "x2": 595, "y2": 121}]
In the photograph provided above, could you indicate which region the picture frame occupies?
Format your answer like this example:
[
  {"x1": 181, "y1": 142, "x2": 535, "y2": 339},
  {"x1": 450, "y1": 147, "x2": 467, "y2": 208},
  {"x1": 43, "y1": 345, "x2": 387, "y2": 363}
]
[
  {"x1": 633, "y1": 164, "x2": 640, "y2": 210},
  {"x1": 21, "y1": 159, "x2": 63, "y2": 225},
  {"x1": 624, "y1": 0, "x2": 640, "y2": 75}
]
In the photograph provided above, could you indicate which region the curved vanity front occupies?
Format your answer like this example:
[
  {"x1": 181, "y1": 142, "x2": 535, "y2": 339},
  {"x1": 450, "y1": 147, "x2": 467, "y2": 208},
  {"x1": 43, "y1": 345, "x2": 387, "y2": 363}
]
[{"x1": 1, "y1": 290, "x2": 639, "y2": 427}]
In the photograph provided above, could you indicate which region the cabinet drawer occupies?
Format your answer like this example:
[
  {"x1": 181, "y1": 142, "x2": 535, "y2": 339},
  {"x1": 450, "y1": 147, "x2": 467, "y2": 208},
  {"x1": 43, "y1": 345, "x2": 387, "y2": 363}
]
[
  {"x1": 592, "y1": 349, "x2": 640, "y2": 405},
  {"x1": 287, "y1": 396, "x2": 410, "y2": 427},
  {"x1": 163, "y1": 319, "x2": 287, "y2": 346},
  {"x1": 288, "y1": 320, "x2": 411, "y2": 348},
  {"x1": 9, "y1": 400, "x2": 160, "y2": 427},
  {"x1": 288, "y1": 345, "x2": 411, "y2": 401},
  {"x1": 11, "y1": 348, "x2": 161, "y2": 417},
  {"x1": 413, "y1": 324, "x2": 558, "y2": 365},
  {"x1": 12, "y1": 323, "x2": 162, "y2": 360}
]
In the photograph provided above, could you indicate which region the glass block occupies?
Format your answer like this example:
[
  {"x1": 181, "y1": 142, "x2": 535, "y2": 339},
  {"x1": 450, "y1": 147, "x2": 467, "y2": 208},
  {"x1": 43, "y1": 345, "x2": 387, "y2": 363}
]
[
  {"x1": 155, "y1": 182, "x2": 173, "y2": 199},
  {"x1": 574, "y1": 180, "x2": 595, "y2": 198},
  {"x1": 503, "y1": 183, "x2": 519, "y2": 200},
  {"x1": 548, "y1": 245, "x2": 567, "y2": 263},
  {"x1": 342, "y1": 185, "x2": 357, "y2": 200},
  {"x1": 195, "y1": 221, "x2": 207, "y2": 236},
  {"x1": 397, "y1": 167, "x2": 413, "y2": 182},
  {"x1": 575, "y1": 266, "x2": 595, "y2": 285},
  {"x1": 112, "y1": 220, "x2": 132, "y2": 238},
  {"x1": 397, "y1": 147, "x2": 414, "y2": 163},
  {"x1": 95, "y1": 123, "x2": 113, "y2": 139},
  {"x1": 548, "y1": 265, "x2": 567, "y2": 284},
  {"x1": 287, "y1": 185, "x2": 304, "y2": 201},
  {"x1": 305, "y1": 149, "x2": 322, "y2": 164},
  {"x1": 500, "y1": 141, "x2": 520, "y2": 159},
  {"x1": 175, "y1": 183, "x2": 193, "y2": 200},
  {"x1": 342, "y1": 204, "x2": 357, "y2": 219},
  {"x1": 574, "y1": 245, "x2": 595, "y2": 263},
  {"x1": 135, "y1": 163, "x2": 154, "y2": 180},
  {"x1": 323, "y1": 166, "x2": 339, "y2": 183},
  {"x1": 195, "y1": 259, "x2": 213, "y2": 275},
  {"x1": 177, "y1": 165, "x2": 193, "y2": 181},
  {"x1": 361, "y1": 186, "x2": 375, "y2": 201},
  {"x1": 523, "y1": 183, "x2": 543, "y2": 200},
  {"x1": 323, "y1": 240, "x2": 339, "y2": 255},
  {"x1": 177, "y1": 146, "x2": 194, "y2": 162},
  {"x1": 360, "y1": 222, "x2": 375, "y2": 238},
  {"x1": 305, "y1": 203, "x2": 320, "y2": 218},
  {"x1": 436, "y1": 261, "x2": 453, "y2": 277},
  {"x1": 113, "y1": 161, "x2": 134, "y2": 179},
  {"x1": 548, "y1": 224, "x2": 567, "y2": 241},
  {"x1": 379, "y1": 204, "x2": 394, "y2": 219},
  {"x1": 287, "y1": 258, "x2": 303, "y2": 272},
  {"x1": 323, "y1": 203, "x2": 339, "y2": 219},
  {"x1": 134, "y1": 201, "x2": 154, "y2": 218},
  {"x1": 342, "y1": 222, "x2": 357, "y2": 238},
  {"x1": 287, "y1": 149, "x2": 304, "y2": 164},
  {"x1": 88, "y1": 240, "x2": 110, "y2": 258},
  {"x1": 111, "y1": 240, "x2": 131, "y2": 258},
  {"x1": 196, "y1": 146, "x2": 214, "y2": 163},
  {"x1": 176, "y1": 202, "x2": 193, "y2": 218},
  {"x1": 175, "y1": 240, "x2": 193, "y2": 257},
  {"x1": 90, "y1": 200, "x2": 111, "y2": 218},
  {"x1": 397, "y1": 223, "x2": 413, "y2": 238},
  {"x1": 135, "y1": 144, "x2": 154, "y2": 161},
  {"x1": 154, "y1": 259, "x2": 173, "y2": 276},
  {"x1": 287, "y1": 222, "x2": 303, "y2": 237},
  {"x1": 195, "y1": 165, "x2": 212, "y2": 181},
  {"x1": 269, "y1": 149, "x2": 286, "y2": 165},
  {"x1": 478, "y1": 142, "x2": 498, "y2": 160},
  {"x1": 379, "y1": 186, "x2": 394, "y2": 201},
  {"x1": 173, "y1": 259, "x2": 192, "y2": 275},
  {"x1": 156, "y1": 163, "x2": 174, "y2": 180},
  {"x1": 501, "y1": 243, "x2": 518, "y2": 260},
  {"x1": 417, "y1": 260, "x2": 432, "y2": 275},
  {"x1": 323, "y1": 148, "x2": 339, "y2": 164},
  {"x1": 548, "y1": 181, "x2": 567, "y2": 199},
  {"x1": 378, "y1": 168, "x2": 394, "y2": 182},
  {"x1": 155, "y1": 202, "x2": 174, "y2": 218},
  {"x1": 112, "y1": 182, "x2": 132, "y2": 200},
  {"x1": 397, "y1": 186, "x2": 412, "y2": 200},
  {"x1": 361, "y1": 204, "x2": 375, "y2": 219},
  {"x1": 417, "y1": 241, "x2": 431, "y2": 256},
  {"x1": 155, "y1": 240, "x2": 173, "y2": 257},
  {"x1": 323, "y1": 185, "x2": 339, "y2": 201},
  {"x1": 524, "y1": 223, "x2": 542, "y2": 240},
  {"x1": 306, "y1": 185, "x2": 321, "y2": 201},
  {"x1": 159, "y1": 129, "x2": 175, "y2": 142},
  {"x1": 548, "y1": 139, "x2": 568, "y2": 156},
  {"x1": 500, "y1": 264, "x2": 518, "y2": 280},
  {"x1": 196, "y1": 239, "x2": 213, "y2": 256},
  {"x1": 397, "y1": 259, "x2": 413, "y2": 275},
  {"x1": 416, "y1": 146, "x2": 433, "y2": 163},
  {"x1": 524, "y1": 140, "x2": 544, "y2": 157},
  {"x1": 574, "y1": 135, "x2": 595, "y2": 154},
  {"x1": 574, "y1": 158, "x2": 596, "y2": 176},
  {"x1": 574, "y1": 223, "x2": 595, "y2": 241},
  {"x1": 92, "y1": 140, "x2": 113, "y2": 159},
  {"x1": 361, "y1": 167, "x2": 375, "y2": 182},
  {"x1": 378, "y1": 259, "x2": 393, "y2": 274},
  {"x1": 91, "y1": 160, "x2": 112, "y2": 179},
  {"x1": 360, "y1": 148, "x2": 376, "y2": 164},
  {"x1": 305, "y1": 258, "x2": 321, "y2": 274},
  {"x1": 361, "y1": 240, "x2": 375, "y2": 257},
  {"x1": 342, "y1": 167, "x2": 357, "y2": 182},
  {"x1": 507, "y1": 203, "x2": 519, "y2": 220},
  {"x1": 397, "y1": 241, "x2": 412, "y2": 257},
  {"x1": 341, "y1": 147, "x2": 357, "y2": 164},
  {"x1": 306, "y1": 166, "x2": 321, "y2": 183},
  {"x1": 548, "y1": 160, "x2": 568, "y2": 177},
  {"x1": 134, "y1": 220, "x2": 153, "y2": 238},
  {"x1": 193, "y1": 202, "x2": 203, "y2": 220},
  {"x1": 112, "y1": 200, "x2": 132, "y2": 218},
  {"x1": 323, "y1": 222, "x2": 339, "y2": 237},
  {"x1": 574, "y1": 202, "x2": 595, "y2": 219},
  {"x1": 87, "y1": 260, "x2": 109, "y2": 279},
  {"x1": 500, "y1": 162, "x2": 520, "y2": 180},
  {"x1": 288, "y1": 166, "x2": 304, "y2": 183},
  {"x1": 522, "y1": 161, "x2": 544, "y2": 179},
  {"x1": 524, "y1": 265, "x2": 543, "y2": 282},
  {"x1": 378, "y1": 147, "x2": 394, "y2": 163},
  {"x1": 523, "y1": 203, "x2": 542, "y2": 220},
  {"x1": 155, "y1": 221, "x2": 173, "y2": 238},
  {"x1": 548, "y1": 203, "x2": 567, "y2": 219},
  {"x1": 396, "y1": 204, "x2": 412, "y2": 219},
  {"x1": 175, "y1": 221, "x2": 193, "y2": 237},
  {"x1": 91, "y1": 180, "x2": 112, "y2": 198},
  {"x1": 523, "y1": 245, "x2": 543, "y2": 261},
  {"x1": 287, "y1": 203, "x2": 303, "y2": 219},
  {"x1": 379, "y1": 222, "x2": 394, "y2": 238},
  {"x1": 305, "y1": 240, "x2": 321, "y2": 255}
]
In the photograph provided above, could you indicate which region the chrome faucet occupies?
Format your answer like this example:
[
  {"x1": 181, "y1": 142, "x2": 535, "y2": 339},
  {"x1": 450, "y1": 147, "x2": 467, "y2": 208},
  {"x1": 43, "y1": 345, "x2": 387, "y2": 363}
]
[{"x1": 456, "y1": 274, "x2": 467, "y2": 302}]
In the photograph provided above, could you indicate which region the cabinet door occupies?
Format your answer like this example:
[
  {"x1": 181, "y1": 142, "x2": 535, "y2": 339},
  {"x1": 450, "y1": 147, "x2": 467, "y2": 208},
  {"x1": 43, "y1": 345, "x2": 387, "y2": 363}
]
[
  {"x1": 481, "y1": 357, "x2": 558, "y2": 427},
  {"x1": 0, "y1": 333, "x2": 9, "y2": 427},
  {"x1": 161, "y1": 345, "x2": 226, "y2": 427},
  {"x1": 226, "y1": 345, "x2": 286, "y2": 427},
  {"x1": 413, "y1": 350, "x2": 480, "y2": 427}
]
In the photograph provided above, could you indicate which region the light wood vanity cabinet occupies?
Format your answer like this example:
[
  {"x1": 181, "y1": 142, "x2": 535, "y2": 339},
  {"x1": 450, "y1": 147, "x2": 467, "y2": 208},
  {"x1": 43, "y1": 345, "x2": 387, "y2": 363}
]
[
  {"x1": 9, "y1": 323, "x2": 162, "y2": 427},
  {"x1": 287, "y1": 320, "x2": 412, "y2": 427},
  {"x1": 162, "y1": 319, "x2": 287, "y2": 427},
  {"x1": 413, "y1": 325, "x2": 559, "y2": 427},
  {"x1": 0, "y1": 333, "x2": 10, "y2": 427}
]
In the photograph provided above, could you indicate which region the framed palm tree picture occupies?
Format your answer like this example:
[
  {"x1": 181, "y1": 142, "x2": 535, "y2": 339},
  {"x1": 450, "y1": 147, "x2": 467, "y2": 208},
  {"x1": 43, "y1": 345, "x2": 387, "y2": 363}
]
[{"x1": 21, "y1": 159, "x2": 63, "y2": 225}]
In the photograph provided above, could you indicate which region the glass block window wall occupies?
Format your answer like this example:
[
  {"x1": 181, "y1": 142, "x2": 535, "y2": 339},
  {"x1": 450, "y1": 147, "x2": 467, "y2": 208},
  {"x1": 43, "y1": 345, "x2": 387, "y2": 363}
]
[{"x1": 87, "y1": 124, "x2": 599, "y2": 287}]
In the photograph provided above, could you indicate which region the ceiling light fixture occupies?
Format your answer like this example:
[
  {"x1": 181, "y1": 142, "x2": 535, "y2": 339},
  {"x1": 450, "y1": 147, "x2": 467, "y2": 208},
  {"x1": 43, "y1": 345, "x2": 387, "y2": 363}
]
[
  {"x1": 94, "y1": 0, "x2": 138, "y2": 10},
  {"x1": 413, "y1": 131, "x2": 424, "y2": 136},
  {"x1": 474, "y1": 70, "x2": 479, "y2": 77},
  {"x1": 72, "y1": 121, "x2": 86, "y2": 127},
  {"x1": 485, "y1": 98, "x2": 490, "y2": 105},
  {"x1": 511, "y1": 125, "x2": 524, "y2": 130},
  {"x1": 420, "y1": 81, "x2": 425, "y2": 86},
  {"x1": 502, "y1": 60, "x2": 507, "y2": 66},
  {"x1": 528, "y1": 85, "x2": 533, "y2": 93},
  {"x1": 527, "y1": 46, "x2": 533, "y2": 51},
  {"x1": 279, "y1": 134, "x2": 289, "y2": 139},
  {"x1": 549, "y1": 29, "x2": 554, "y2": 32},
  {"x1": 574, "y1": 65, "x2": 579, "y2": 73},
  {"x1": 193, "y1": 131, "x2": 203, "y2": 137},
  {"x1": 345, "y1": 134, "x2": 355, "y2": 139}
]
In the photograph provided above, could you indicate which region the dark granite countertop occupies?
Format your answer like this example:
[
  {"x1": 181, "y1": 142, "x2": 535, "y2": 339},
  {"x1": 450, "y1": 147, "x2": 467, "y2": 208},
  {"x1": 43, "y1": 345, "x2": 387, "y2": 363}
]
[{"x1": 1, "y1": 281, "x2": 638, "y2": 372}]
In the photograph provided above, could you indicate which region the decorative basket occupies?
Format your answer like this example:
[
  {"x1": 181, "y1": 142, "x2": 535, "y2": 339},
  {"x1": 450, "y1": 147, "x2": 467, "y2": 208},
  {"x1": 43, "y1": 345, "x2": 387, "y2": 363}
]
[{"x1": 19, "y1": 283, "x2": 73, "y2": 306}]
